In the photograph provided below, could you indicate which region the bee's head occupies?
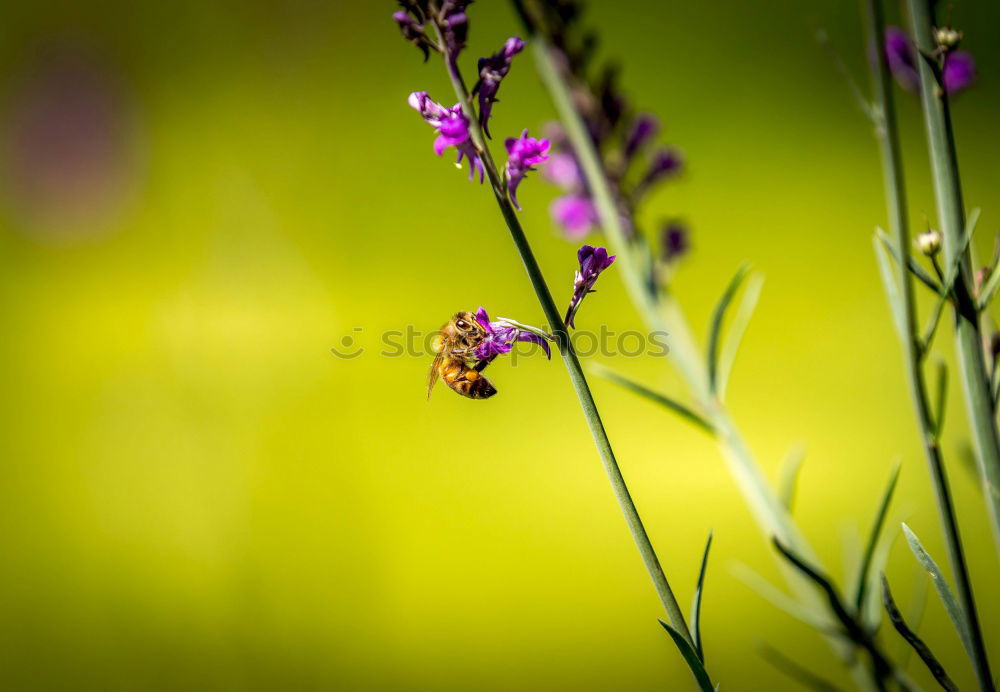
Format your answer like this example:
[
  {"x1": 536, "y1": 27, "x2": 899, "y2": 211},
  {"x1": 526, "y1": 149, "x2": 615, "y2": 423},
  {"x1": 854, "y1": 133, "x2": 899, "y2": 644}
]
[{"x1": 453, "y1": 311, "x2": 481, "y2": 335}]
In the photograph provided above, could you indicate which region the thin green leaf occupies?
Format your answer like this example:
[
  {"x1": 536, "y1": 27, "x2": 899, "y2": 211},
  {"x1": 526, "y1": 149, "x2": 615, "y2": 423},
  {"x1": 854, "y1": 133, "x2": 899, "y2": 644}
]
[
  {"x1": 778, "y1": 444, "x2": 806, "y2": 513},
  {"x1": 882, "y1": 575, "x2": 959, "y2": 691},
  {"x1": 816, "y1": 28, "x2": 875, "y2": 124},
  {"x1": 589, "y1": 364, "x2": 714, "y2": 434},
  {"x1": 707, "y1": 263, "x2": 751, "y2": 395},
  {"x1": 962, "y1": 207, "x2": 981, "y2": 252},
  {"x1": 716, "y1": 274, "x2": 764, "y2": 400},
  {"x1": 853, "y1": 462, "x2": 901, "y2": 614},
  {"x1": 932, "y1": 360, "x2": 948, "y2": 437},
  {"x1": 658, "y1": 619, "x2": 714, "y2": 692},
  {"x1": 860, "y1": 527, "x2": 899, "y2": 634},
  {"x1": 920, "y1": 213, "x2": 978, "y2": 353},
  {"x1": 978, "y1": 263, "x2": 1000, "y2": 310},
  {"x1": 772, "y1": 539, "x2": 893, "y2": 685},
  {"x1": 901, "y1": 523, "x2": 974, "y2": 661},
  {"x1": 759, "y1": 642, "x2": 842, "y2": 692},
  {"x1": 691, "y1": 531, "x2": 713, "y2": 663},
  {"x1": 874, "y1": 232, "x2": 906, "y2": 342},
  {"x1": 992, "y1": 361, "x2": 1000, "y2": 409},
  {"x1": 730, "y1": 563, "x2": 835, "y2": 633},
  {"x1": 893, "y1": 564, "x2": 929, "y2": 670},
  {"x1": 920, "y1": 287, "x2": 950, "y2": 357},
  {"x1": 877, "y1": 228, "x2": 941, "y2": 293}
]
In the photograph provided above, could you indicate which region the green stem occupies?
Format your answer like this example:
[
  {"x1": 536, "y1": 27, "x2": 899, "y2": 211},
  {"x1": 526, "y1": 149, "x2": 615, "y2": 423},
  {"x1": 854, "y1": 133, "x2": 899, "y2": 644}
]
[
  {"x1": 909, "y1": 0, "x2": 1000, "y2": 550},
  {"x1": 432, "y1": 25, "x2": 696, "y2": 654},
  {"x1": 905, "y1": 0, "x2": 996, "y2": 688},
  {"x1": 522, "y1": 25, "x2": 888, "y2": 687}
]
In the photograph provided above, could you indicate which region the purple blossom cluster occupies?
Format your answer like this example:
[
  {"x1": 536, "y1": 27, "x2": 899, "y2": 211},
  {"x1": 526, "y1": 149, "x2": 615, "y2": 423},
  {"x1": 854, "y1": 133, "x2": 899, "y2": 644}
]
[
  {"x1": 393, "y1": 1, "x2": 470, "y2": 62},
  {"x1": 396, "y1": 9, "x2": 549, "y2": 209},
  {"x1": 396, "y1": 3, "x2": 619, "y2": 358}
]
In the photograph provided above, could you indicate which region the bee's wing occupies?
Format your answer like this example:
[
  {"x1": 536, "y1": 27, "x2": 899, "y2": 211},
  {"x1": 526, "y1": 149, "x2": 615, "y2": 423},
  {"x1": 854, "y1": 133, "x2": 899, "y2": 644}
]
[{"x1": 427, "y1": 350, "x2": 444, "y2": 400}]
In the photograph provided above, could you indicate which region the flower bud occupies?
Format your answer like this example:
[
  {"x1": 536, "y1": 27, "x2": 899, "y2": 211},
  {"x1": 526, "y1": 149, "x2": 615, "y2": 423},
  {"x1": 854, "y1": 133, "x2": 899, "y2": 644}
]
[
  {"x1": 916, "y1": 229, "x2": 942, "y2": 256},
  {"x1": 935, "y1": 27, "x2": 962, "y2": 50}
]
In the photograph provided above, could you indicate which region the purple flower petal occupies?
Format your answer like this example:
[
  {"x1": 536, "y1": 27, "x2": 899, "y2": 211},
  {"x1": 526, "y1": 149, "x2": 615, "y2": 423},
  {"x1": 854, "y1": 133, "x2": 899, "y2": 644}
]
[
  {"x1": 409, "y1": 93, "x2": 483, "y2": 183},
  {"x1": 624, "y1": 114, "x2": 659, "y2": 161},
  {"x1": 504, "y1": 129, "x2": 550, "y2": 210},
  {"x1": 551, "y1": 196, "x2": 598, "y2": 239},
  {"x1": 476, "y1": 37, "x2": 525, "y2": 137},
  {"x1": 472, "y1": 306, "x2": 551, "y2": 360},
  {"x1": 944, "y1": 51, "x2": 976, "y2": 93},
  {"x1": 543, "y1": 152, "x2": 583, "y2": 191},
  {"x1": 564, "y1": 245, "x2": 616, "y2": 329}
]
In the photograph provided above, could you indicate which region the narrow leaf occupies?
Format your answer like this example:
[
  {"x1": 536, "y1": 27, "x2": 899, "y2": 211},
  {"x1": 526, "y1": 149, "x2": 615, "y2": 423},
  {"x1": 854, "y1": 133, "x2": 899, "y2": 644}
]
[
  {"x1": 978, "y1": 262, "x2": 1000, "y2": 310},
  {"x1": 690, "y1": 531, "x2": 713, "y2": 663},
  {"x1": 759, "y1": 642, "x2": 842, "y2": 691},
  {"x1": 922, "y1": 212, "x2": 978, "y2": 350},
  {"x1": 853, "y1": 462, "x2": 901, "y2": 614},
  {"x1": 778, "y1": 444, "x2": 806, "y2": 513},
  {"x1": 901, "y1": 523, "x2": 974, "y2": 660},
  {"x1": 882, "y1": 575, "x2": 959, "y2": 691},
  {"x1": 893, "y1": 564, "x2": 929, "y2": 670},
  {"x1": 707, "y1": 263, "x2": 750, "y2": 394},
  {"x1": 772, "y1": 539, "x2": 893, "y2": 685},
  {"x1": 992, "y1": 362, "x2": 1000, "y2": 409},
  {"x1": 877, "y1": 228, "x2": 941, "y2": 293},
  {"x1": 716, "y1": 274, "x2": 764, "y2": 399},
  {"x1": 658, "y1": 620, "x2": 714, "y2": 692},
  {"x1": 730, "y1": 563, "x2": 834, "y2": 633},
  {"x1": 589, "y1": 364, "x2": 714, "y2": 434},
  {"x1": 860, "y1": 528, "x2": 899, "y2": 633},
  {"x1": 873, "y1": 232, "x2": 906, "y2": 341},
  {"x1": 961, "y1": 207, "x2": 981, "y2": 255}
]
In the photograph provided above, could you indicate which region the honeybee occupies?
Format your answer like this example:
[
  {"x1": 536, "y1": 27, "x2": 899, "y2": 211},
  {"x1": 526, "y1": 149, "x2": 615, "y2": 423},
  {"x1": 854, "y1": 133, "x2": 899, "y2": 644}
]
[{"x1": 427, "y1": 311, "x2": 498, "y2": 400}]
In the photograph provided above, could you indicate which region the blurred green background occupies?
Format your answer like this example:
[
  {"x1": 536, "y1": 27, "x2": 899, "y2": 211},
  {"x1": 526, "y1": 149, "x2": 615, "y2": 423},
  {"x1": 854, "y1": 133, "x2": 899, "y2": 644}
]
[{"x1": 1, "y1": 0, "x2": 999, "y2": 689}]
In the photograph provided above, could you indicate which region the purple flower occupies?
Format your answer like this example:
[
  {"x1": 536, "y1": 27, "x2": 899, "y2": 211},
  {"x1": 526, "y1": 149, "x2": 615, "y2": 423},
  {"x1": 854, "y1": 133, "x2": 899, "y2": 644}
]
[
  {"x1": 943, "y1": 51, "x2": 976, "y2": 93},
  {"x1": 885, "y1": 26, "x2": 920, "y2": 92},
  {"x1": 623, "y1": 114, "x2": 659, "y2": 161},
  {"x1": 473, "y1": 307, "x2": 552, "y2": 360},
  {"x1": 476, "y1": 37, "x2": 525, "y2": 137},
  {"x1": 408, "y1": 91, "x2": 484, "y2": 182},
  {"x1": 551, "y1": 195, "x2": 599, "y2": 240},
  {"x1": 439, "y1": 2, "x2": 470, "y2": 59},
  {"x1": 504, "y1": 129, "x2": 550, "y2": 210},
  {"x1": 661, "y1": 221, "x2": 690, "y2": 262},
  {"x1": 641, "y1": 149, "x2": 682, "y2": 185},
  {"x1": 564, "y1": 245, "x2": 616, "y2": 329},
  {"x1": 393, "y1": 10, "x2": 430, "y2": 61},
  {"x1": 885, "y1": 26, "x2": 975, "y2": 94},
  {"x1": 543, "y1": 151, "x2": 583, "y2": 191}
]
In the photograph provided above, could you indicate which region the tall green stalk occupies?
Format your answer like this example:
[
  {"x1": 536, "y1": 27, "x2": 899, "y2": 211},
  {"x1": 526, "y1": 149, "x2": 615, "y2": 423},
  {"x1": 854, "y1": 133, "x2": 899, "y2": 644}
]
[
  {"x1": 869, "y1": 0, "x2": 992, "y2": 686},
  {"x1": 517, "y1": 26, "x2": 891, "y2": 687},
  {"x1": 906, "y1": 0, "x2": 1000, "y2": 554},
  {"x1": 429, "y1": 24, "x2": 697, "y2": 656}
]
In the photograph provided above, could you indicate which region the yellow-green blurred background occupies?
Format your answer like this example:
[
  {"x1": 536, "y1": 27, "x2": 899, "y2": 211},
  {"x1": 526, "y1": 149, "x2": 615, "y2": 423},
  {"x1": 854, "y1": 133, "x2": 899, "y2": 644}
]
[{"x1": 1, "y1": 0, "x2": 999, "y2": 689}]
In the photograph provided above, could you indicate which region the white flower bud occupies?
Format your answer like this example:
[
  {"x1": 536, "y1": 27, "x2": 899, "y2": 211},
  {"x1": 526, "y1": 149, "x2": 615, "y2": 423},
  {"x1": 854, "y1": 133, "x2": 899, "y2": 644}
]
[
  {"x1": 917, "y1": 229, "x2": 942, "y2": 256},
  {"x1": 935, "y1": 27, "x2": 962, "y2": 50}
]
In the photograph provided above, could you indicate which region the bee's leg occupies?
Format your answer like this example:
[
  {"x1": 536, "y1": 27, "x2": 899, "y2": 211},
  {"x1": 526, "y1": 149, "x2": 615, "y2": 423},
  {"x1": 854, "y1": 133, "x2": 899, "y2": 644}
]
[{"x1": 474, "y1": 355, "x2": 497, "y2": 373}]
